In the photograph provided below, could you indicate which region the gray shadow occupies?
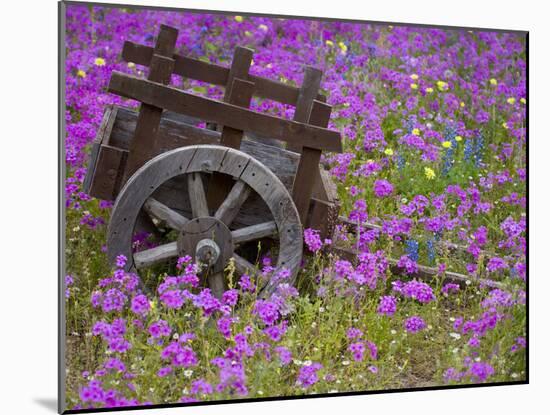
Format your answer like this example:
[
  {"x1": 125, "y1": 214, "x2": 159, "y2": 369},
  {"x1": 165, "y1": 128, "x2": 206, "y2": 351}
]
[{"x1": 34, "y1": 398, "x2": 58, "y2": 413}]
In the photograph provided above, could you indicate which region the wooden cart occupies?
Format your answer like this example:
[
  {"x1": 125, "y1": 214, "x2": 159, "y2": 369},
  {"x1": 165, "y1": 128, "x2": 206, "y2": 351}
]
[{"x1": 83, "y1": 25, "x2": 342, "y2": 297}]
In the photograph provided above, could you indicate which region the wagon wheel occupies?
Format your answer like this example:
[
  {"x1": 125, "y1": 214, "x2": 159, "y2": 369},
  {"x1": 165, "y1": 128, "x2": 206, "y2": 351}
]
[{"x1": 107, "y1": 145, "x2": 303, "y2": 298}]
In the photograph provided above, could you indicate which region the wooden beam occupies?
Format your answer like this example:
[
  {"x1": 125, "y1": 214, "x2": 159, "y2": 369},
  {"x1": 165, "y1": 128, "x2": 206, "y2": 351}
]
[
  {"x1": 108, "y1": 72, "x2": 343, "y2": 153},
  {"x1": 292, "y1": 100, "x2": 333, "y2": 223},
  {"x1": 232, "y1": 221, "x2": 278, "y2": 244},
  {"x1": 121, "y1": 40, "x2": 325, "y2": 105},
  {"x1": 287, "y1": 66, "x2": 323, "y2": 153},
  {"x1": 123, "y1": 25, "x2": 177, "y2": 180},
  {"x1": 207, "y1": 47, "x2": 255, "y2": 209}
]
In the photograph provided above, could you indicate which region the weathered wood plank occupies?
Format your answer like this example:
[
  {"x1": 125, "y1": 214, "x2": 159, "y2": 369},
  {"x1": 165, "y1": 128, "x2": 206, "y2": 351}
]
[
  {"x1": 83, "y1": 105, "x2": 117, "y2": 195},
  {"x1": 187, "y1": 172, "x2": 209, "y2": 218},
  {"x1": 292, "y1": 100, "x2": 333, "y2": 223},
  {"x1": 123, "y1": 25, "x2": 177, "y2": 180},
  {"x1": 287, "y1": 66, "x2": 323, "y2": 152},
  {"x1": 232, "y1": 221, "x2": 278, "y2": 244},
  {"x1": 108, "y1": 72, "x2": 342, "y2": 152},
  {"x1": 89, "y1": 145, "x2": 128, "y2": 200},
  {"x1": 134, "y1": 241, "x2": 178, "y2": 269},
  {"x1": 122, "y1": 40, "x2": 325, "y2": 105},
  {"x1": 143, "y1": 197, "x2": 189, "y2": 231},
  {"x1": 207, "y1": 77, "x2": 255, "y2": 209}
]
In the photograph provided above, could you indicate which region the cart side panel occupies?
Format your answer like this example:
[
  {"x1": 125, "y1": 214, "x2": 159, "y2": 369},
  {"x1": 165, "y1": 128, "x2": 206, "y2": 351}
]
[{"x1": 89, "y1": 145, "x2": 128, "y2": 201}]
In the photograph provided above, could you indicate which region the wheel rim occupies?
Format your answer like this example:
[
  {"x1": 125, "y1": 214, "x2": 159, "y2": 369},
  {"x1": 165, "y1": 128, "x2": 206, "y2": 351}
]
[{"x1": 107, "y1": 145, "x2": 303, "y2": 297}]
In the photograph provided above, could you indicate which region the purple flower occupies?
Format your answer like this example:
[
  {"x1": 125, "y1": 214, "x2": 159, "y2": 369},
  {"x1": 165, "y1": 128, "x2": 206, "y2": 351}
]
[
  {"x1": 403, "y1": 316, "x2": 426, "y2": 333},
  {"x1": 274, "y1": 346, "x2": 292, "y2": 365},
  {"x1": 487, "y1": 257, "x2": 509, "y2": 273},
  {"x1": 304, "y1": 228, "x2": 323, "y2": 253},
  {"x1": 377, "y1": 295, "x2": 397, "y2": 316},
  {"x1": 348, "y1": 341, "x2": 365, "y2": 361},
  {"x1": 442, "y1": 283, "x2": 460, "y2": 295},
  {"x1": 191, "y1": 379, "x2": 213, "y2": 395},
  {"x1": 468, "y1": 362, "x2": 495, "y2": 382},
  {"x1": 296, "y1": 363, "x2": 323, "y2": 388},
  {"x1": 148, "y1": 320, "x2": 171, "y2": 338},
  {"x1": 253, "y1": 300, "x2": 280, "y2": 326},
  {"x1": 157, "y1": 366, "x2": 172, "y2": 377},
  {"x1": 130, "y1": 294, "x2": 150, "y2": 316},
  {"x1": 115, "y1": 255, "x2": 127, "y2": 268},
  {"x1": 373, "y1": 179, "x2": 394, "y2": 198},
  {"x1": 217, "y1": 316, "x2": 233, "y2": 339},
  {"x1": 346, "y1": 327, "x2": 363, "y2": 340}
]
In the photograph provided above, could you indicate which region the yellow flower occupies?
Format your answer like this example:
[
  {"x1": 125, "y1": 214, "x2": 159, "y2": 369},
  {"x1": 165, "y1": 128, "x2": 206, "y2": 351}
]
[
  {"x1": 258, "y1": 24, "x2": 268, "y2": 32},
  {"x1": 424, "y1": 167, "x2": 436, "y2": 180},
  {"x1": 325, "y1": 39, "x2": 334, "y2": 47},
  {"x1": 410, "y1": 83, "x2": 418, "y2": 90},
  {"x1": 460, "y1": 101, "x2": 465, "y2": 108},
  {"x1": 490, "y1": 78, "x2": 498, "y2": 85},
  {"x1": 502, "y1": 122, "x2": 509, "y2": 129},
  {"x1": 251, "y1": 59, "x2": 255, "y2": 66},
  {"x1": 520, "y1": 98, "x2": 526, "y2": 104},
  {"x1": 442, "y1": 141, "x2": 452, "y2": 149},
  {"x1": 234, "y1": 15, "x2": 243, "y2": 23},
  {"x1": 425, "y1": 87, "x2": 434, "y2": 93},
  {"x1": 127, "y1": 62, "x2": 135, "y2": 69},
  {"x1": 77, "y1": 69, "x2": 86, "y2": 78},
  {"x1": 384, "y1": 148, "x2": 394, "y2": 156},
  {"x1": 338, "y1": 41, "x2": 348, "y2": 54},
  {"x1": 507, "y1": 97, "x2": 516, "y2": 105},
  {"x1": 149, "y1": 300, "x2": 156, "y2": 310},
  {"x1": 455, "y1": 135, "x2": 463, "y2": 142},
  {"x1": 410, "y1": 74, "x2": 419, "y2": 80},
  {"x1": 94, "y1": 57, "x2": 106, "y2": 66},
  {"x1": 245, "y1": 30, "x2": 252, "y2": 37},
  {"x1": 412, "y1": 128, "x2": 421, "y2": 136},
  {"x1": 436, "y1": 80, "x2": 448, "y2": 91}
]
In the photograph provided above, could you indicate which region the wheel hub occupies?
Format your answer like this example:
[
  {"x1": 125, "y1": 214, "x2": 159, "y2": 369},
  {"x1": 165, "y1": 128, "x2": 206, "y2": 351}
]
[{"x1": 177, "y1": 217, "x2": 234, "y2": 272}]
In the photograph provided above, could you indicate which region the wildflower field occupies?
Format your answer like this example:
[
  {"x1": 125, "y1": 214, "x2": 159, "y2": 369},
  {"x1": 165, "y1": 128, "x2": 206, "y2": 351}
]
[{"x1": 63, "y1": 4, "x2": 527, "y2": 410}]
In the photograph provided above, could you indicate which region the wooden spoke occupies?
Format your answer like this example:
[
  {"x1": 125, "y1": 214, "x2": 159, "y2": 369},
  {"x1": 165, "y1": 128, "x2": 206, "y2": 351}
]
[
  {"x1": 214, "y1": 180, "x2": 252, "y2": 226},
  {"x1": 187, "y1": 172, "x2": 209, "y2": 218},
  {"x1": 143, "y1": 197, "x2": 189, "y2": 231},
  {"x1": 207, "y1": 271, "x2": 226, "y2": 299},
  {"x1": 232, "y1": 254, "x2": 256, "y2": 275},
  {"x1": 133, "y1": 241, "x2": 178, "y2": 269},
  {"x1": 232, "y1": 221, "x2": 278, "y2": 244}
]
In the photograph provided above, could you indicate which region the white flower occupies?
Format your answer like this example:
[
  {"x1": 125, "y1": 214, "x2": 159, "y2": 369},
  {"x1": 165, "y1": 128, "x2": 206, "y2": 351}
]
[
  {"x1": 184, "y1": 370, "x2": 193, "y2": 378},
  {"x1": 342, "y1": 360, "x2": 351, "y2": 366}
]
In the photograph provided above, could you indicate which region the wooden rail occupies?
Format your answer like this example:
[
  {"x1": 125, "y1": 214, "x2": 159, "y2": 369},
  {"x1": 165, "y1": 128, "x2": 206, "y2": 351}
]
[
  {"x1": 108, "y1": 72, "x2": 343, "y2": 153},
  {"x1": 122, "y1": 41, "x2": 326, "y2": 106}
]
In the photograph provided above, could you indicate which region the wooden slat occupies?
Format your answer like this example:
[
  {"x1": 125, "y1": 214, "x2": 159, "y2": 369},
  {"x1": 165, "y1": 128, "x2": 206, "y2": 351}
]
[
  {"x1": 134, "y1": 241, "x2": 178, "y2": 269},
  {"x1": 123, "y1": 26, "x2": 178, "y2": 180},
  {"x1": 306, "y1": 197, "x2": 341, "y2": 241},
  {"x1": 287, "y1": 66, "x2": 323, "y2": 152},
  {"x1": 83, "y1": 106, "x2": 117, "y2": 195},
  {"x1": 187, "y1": 172, "x2": 209, "y2": 218},
  {"x1": 89, "y1": 145, "x2": 128, "y2": 200},
  {"x1": 292, "y1": 100, "x2": 333, "y2": 223},
  {"x1": 207, "y1": 77, "x2": 255, "y2": 209},
  {"x1": 108, "y1": 72, "x2": 342, "y2": 152},
  {"x1": 143, "y1": 197, "x2": 189, "y2": 231},
  {"x1": 122, "y1": 40, "x2": 325, "y2": 105},
  {"x1": 232, "y1": 221, "x2": 278, "y2": 244}
]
